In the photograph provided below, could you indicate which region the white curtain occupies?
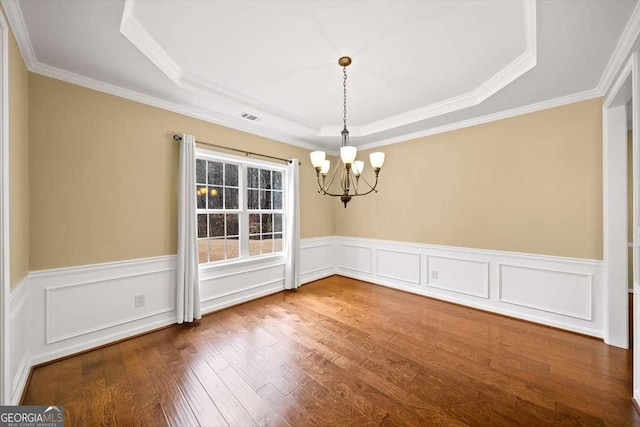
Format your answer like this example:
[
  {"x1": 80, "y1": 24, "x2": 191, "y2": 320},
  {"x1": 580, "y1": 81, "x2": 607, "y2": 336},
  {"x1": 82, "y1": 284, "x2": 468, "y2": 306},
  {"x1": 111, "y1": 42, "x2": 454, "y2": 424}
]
[
  {"x1": 176, "y1": 134, "x2": 201, "y2": 323},
  {"x1": 285, "y1": 159, "x2": 300, "y2": 290}
]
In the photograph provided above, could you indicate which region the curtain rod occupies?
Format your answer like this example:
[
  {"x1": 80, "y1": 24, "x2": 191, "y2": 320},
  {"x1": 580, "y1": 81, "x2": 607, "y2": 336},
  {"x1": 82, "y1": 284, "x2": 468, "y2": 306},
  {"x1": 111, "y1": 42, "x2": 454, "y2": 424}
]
[{"x1": 173, "y1": 135, "x2": 300, "y2": 165}]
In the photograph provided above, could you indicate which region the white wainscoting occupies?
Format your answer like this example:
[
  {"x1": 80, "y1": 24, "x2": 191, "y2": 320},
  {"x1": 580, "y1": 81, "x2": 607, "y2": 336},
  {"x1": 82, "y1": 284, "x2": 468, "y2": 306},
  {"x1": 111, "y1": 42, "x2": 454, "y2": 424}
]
[
  {"x1": 300, "y1": 237, "x2": 335, "y2": 284},
  {"x1": 336, "y1": 243, "x2": 373, "y2": 274},
  {"x1": 8, "y1": 237, "x2": 334, "y2": 403},
  {"x1": 8, "y1": 235, "x2": 605, "y2": 404},
  {"x1": 427, "y1": 255, "x2": 489, "y2": 298},
  {"x1": 28, "y1": 255, "x2": 179, "y2": 367},
  {"x1": 334, "y1": 236, "x2": 604, "y2": 338},
  {"x1": 9, "y1": 278, "x2": 30, "y2": 405},
  {"x1": 377, "y1": 248, "x2": 421, "y2": 285},
  {"x1": 498, "y1": 264, "x2": 593, "y2": 320}
]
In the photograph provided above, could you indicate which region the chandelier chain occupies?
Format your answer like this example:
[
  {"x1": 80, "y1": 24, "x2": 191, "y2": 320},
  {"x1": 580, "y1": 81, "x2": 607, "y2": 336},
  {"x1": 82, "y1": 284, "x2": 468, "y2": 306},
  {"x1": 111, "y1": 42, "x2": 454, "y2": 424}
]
[{"x1": 343, "y1": 66, "x2": 348, "y2": 130}]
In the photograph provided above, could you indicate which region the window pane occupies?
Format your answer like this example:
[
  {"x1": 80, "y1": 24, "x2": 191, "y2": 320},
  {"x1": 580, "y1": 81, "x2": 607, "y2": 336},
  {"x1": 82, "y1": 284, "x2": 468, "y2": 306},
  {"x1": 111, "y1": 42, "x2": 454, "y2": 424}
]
[
  {"x1": 262, "y1": 214, "x2": 272, "y2": 233},
  {"x1": 226, "y1": 214, "x2": 239, "y2": 236},
  {"x1": 225, "y1": 164, "x2": 238, "y2": 186},
  {"x1": 249, "y1": 235, "x2": 261, "y2": 256},
  {"x1": 196, "y1": 159, "x2": 206, "y2": 184},
  {"x1": 260, "y1": 169, "x2": 272, "y2": 189},
  {"x1": 208, "y1": 161, "x2": 224, "y2": 185},
  {"x1": 198, "y1": 239, "x2": 208, "y2": 263},
  {"x1": 273, "y1": 191, "x2": 282, "y2": 210},
  {"x1": 273, "y1": 171, "x2": 282, "y2": 190},
  {"x1": 208, "y1": 186, "x2": 223, "y2": 209},
  {"x1": 260, "y1": 190, "x2": 271, "y2": 209},
  {"x1": 197, "y1": 186, "x2": 206, "y2": 209},
  {"x1": 274, "y1": 233, "x2": 283, "y2": 252},
  {"x1": 225, "y1": 187, "x2": 239, "y2": 209},
  {"x1": 197, "y1": 214, "x2": 208, "y2": 238},
  {"x1": 248, "y1": 167, "x2": 259, "y2": 188},
  {"x1": 247, "y1": 189, "x2": 259, "y2": 210},
  {"x1": 208, "y1": 238, "x2": 224, "y2": 261},
  {"x1": 273, "y1": 214, "x2": 282, "y2": 233},
  {"x1": 226, "y1": 237, "x2": 239, "y2": 259},
  {"x1": 249, "y1": 214, "x2": 260, "y2": 235},
  {"x1": 262, "y1": 234, "x2": 273, "y2": 254},
  {"x1": 209, "y1": 214, "x2": 225, "y2": 237}
]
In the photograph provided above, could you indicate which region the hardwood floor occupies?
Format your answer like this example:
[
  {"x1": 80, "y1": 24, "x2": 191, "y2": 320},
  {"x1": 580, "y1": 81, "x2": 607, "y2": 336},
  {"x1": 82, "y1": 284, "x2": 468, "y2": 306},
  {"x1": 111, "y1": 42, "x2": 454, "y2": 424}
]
[{"x1": 23, "y1": 276, "x2": 640, "y2": 426}]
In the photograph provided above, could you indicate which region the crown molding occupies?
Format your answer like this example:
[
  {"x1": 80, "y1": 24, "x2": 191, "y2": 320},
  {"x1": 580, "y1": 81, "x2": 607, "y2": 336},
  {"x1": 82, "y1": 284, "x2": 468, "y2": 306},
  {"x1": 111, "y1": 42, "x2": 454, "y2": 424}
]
[
  {"x1": 0, "y1": 0, "x2": 36, "y2": 66},
  {"x1": 322, "y1": 50, "x2": 537, "y2": 138},
  {"x1": 119, "y1": 0, "x2": 183, "y2": 83},
  {"x1": 357, "y1": 88, "x2": 601, "y2": 151},
  {"x1": 598, "y1": 0, "x2": 640, "y2": 96},
  {"x1": 31, "y1": 62, "x2": 328, "y2": 152}
]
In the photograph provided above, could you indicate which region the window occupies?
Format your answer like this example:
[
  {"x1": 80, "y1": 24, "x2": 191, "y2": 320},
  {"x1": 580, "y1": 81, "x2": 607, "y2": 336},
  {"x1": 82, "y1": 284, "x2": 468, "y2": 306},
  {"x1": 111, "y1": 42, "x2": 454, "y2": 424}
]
[
  {"x1": 196, "y1": 151, "x2": 285, "y2": 265},
  {"x1": 247, "y1": 166, "x2": 284, "y2": 256}
]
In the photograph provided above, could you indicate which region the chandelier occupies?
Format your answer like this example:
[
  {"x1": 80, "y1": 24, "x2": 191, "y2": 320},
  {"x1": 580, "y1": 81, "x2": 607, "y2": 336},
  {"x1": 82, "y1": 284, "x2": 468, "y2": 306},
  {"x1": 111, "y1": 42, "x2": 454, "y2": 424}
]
[{"x1": 310, "y1": 56, "x2": 385, "y2": 208}]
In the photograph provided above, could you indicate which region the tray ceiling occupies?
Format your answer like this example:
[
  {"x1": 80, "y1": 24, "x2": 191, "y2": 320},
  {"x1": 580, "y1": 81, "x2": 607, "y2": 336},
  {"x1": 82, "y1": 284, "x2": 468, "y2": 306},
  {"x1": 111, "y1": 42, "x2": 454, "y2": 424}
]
[{"x1": 5, "y1": 0, "x2": 639, "y2": 150}]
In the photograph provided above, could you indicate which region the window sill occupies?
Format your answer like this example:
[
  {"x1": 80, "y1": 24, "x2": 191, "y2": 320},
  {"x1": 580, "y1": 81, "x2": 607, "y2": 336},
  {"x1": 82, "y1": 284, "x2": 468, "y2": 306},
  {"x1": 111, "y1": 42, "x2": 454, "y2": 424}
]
[{"x1": 198, "y1": 253, "x2": 285, "y2": 274}]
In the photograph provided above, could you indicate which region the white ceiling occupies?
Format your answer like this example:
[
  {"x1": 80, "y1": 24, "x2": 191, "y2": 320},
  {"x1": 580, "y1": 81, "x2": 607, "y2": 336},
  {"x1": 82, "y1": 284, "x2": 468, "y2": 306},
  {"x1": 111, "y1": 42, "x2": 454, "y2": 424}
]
[{"x1": 4, "y1": 0, "x2": 639, "y2": 151}]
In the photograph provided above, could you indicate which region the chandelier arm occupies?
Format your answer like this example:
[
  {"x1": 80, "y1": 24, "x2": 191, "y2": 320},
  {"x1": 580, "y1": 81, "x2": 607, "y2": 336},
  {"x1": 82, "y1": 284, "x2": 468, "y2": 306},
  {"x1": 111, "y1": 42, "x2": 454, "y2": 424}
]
[
  {"x1": 315, "y1": 159, "x2": 346, "y2": 196},
  {"x1": 351, "y1": 173, "x2": 380, "y2": 197},
  {"x1": 347, "y1": 168, "x2": 359, "y2": 194},
  {"x1": 316, "y1": 173, "x2": 348, "y2": 197},
  {"x1": 324, "y1": 159, "x2": 342, "y2": 191},
  {"x1": 354, "y1": 173, "x2": 375, "y2": 193}
]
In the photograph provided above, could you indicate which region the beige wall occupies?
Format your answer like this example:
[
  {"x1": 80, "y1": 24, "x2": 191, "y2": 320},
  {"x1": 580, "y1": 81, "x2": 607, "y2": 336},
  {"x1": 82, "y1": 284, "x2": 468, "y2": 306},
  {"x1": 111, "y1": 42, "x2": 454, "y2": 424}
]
[
  {"x1": 8, "y1": 27, "x2": 29, "y2": 287},
  {"x1": 25, "y1": 74, "x2": 608, "y2": 267},
  {"x1": 29, "y1": 74, "x2": 334, "y2": 270},
  {"x1": 335, "y1": 98, "x2": 604, "y2": 260}
]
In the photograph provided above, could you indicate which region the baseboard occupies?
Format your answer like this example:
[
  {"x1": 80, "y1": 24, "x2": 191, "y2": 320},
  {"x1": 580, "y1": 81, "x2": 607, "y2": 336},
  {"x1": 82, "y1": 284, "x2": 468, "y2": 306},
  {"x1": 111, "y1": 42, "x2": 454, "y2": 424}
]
[
  {"x1": 10, "y1": 352, "x2": 29, "y2": 405},
  {"x1": 9, "y1": 277, "x2": 29, "y2": 405}
]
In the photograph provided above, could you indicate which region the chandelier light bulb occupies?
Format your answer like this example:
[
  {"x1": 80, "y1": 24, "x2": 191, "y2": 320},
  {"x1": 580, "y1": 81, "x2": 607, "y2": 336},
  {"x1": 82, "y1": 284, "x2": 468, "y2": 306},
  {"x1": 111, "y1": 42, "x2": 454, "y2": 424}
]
[
  {"x1": 370, "y1": 152, "x2": 385, "y2": 169},
  {"x1": 310, "y1": 151, "x2": 326, "y2": 168},
  {"x1": 340, "y1": 146, "x2": 357, "y2": 165},
  {"x1": 320, "y1": 159, "x2": 331, "y2": 175},
  {"x1": 353, "y1": 160, "x2": 364, "y2": 176}
]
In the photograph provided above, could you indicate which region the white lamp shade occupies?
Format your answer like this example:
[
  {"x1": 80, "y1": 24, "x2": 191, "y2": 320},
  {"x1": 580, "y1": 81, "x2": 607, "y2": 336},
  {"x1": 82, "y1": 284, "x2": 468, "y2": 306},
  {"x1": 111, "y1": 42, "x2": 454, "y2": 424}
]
[
  {"x1": 353, "y1": 160, "x2": 364, "y2": 175},
  {"x1": 310, "y1": 151, "x2": 326, "y2": 168},
  {"x1": 370, "y1": 152, "x2": 385, "y2": 168},
  {"x1": 320, "y1": 159, "x2": 331, "y2": 174},
  {"x1": 340, "y1": 146, "x2": 358, "y2": 164}
]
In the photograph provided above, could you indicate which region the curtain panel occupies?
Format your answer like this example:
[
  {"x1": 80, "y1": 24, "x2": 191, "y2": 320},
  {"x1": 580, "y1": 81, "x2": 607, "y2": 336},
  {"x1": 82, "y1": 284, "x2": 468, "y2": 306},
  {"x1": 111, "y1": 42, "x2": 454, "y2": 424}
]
[
  {"x1": 285, "y1": 159, "x2": 300, "y2": 290},
  {"x1": 176, "y1": 134, "x2": 202, "y2": 323}
]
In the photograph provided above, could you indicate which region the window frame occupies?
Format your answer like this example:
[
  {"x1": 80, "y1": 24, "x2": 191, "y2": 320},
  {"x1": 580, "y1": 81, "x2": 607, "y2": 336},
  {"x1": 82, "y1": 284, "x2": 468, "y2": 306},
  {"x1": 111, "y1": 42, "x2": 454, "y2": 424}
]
[{"x1": 195, "y1": 148, "x2": 287, "y2": 267}]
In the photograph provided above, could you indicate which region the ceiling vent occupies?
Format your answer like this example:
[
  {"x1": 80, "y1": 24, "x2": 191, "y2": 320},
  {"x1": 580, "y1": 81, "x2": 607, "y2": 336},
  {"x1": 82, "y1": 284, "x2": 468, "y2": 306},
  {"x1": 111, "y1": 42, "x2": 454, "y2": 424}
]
[{"x1": 240, "y1": 112, "x2": 260, "y2": 122}]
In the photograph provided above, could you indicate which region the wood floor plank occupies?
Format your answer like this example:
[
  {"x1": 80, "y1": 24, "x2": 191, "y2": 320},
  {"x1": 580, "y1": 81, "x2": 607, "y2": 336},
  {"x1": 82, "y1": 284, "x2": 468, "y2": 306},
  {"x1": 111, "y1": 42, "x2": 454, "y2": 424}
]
[
  {"x1": 189, "y1": 357, "x2": 258, "y2": 427},
  {"x1": 255, "y1": 383, "x2": 308, "y2": 427},
  {"x1": 22, "y1": 276, "x2": 640, "y2": 426},
  {"x1": 216, "y1": 366, "x2": 287, "y2": 426}
]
